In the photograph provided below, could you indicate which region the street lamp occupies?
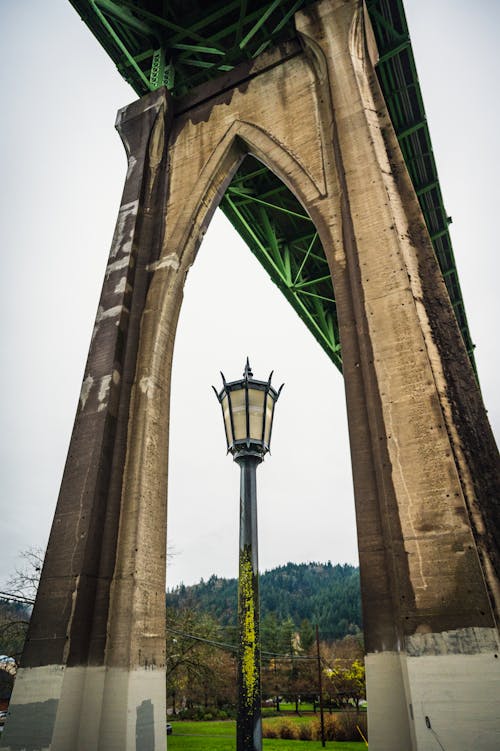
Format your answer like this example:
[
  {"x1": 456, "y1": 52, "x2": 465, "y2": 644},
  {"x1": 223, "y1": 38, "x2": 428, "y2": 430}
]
[{"x1": 214, "y1": 359, "x2": 283, "y2": 751}]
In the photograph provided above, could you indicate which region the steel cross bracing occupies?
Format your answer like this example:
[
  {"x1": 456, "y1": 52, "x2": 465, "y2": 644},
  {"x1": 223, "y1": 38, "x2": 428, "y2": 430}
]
[
  {"x1": 68, "y1": 0, "x2": 476, "y2": 373},
  {"x1": 222, "y1": 158, "x2": 342, "y2": 369}
]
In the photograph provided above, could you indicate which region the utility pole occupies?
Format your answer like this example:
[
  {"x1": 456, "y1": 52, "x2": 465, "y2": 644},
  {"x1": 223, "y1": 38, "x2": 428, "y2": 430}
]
[{"x1": 316, "y1": 624, "x2": 326, "y2": 748}]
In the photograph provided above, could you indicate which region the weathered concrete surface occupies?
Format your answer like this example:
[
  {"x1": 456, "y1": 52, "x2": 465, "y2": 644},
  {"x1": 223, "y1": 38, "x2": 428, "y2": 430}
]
[
  {"x1": 1, "y1": 88, "x2": 172, "y2": 750},
  {"x1": 367, "y1": 640, "x2": 500, "y2": 751},
  {"x1": 1, "y1": 667, "x2": 62, "y2": 751},
  {"x1": 3, "y1": 0, "x2": 499, "y2": 749},
  {"x1": 405, "y1": 646, "x2": 500, "y2": 750},
  {"x1": 1, "y1": 665, "x2": 165, "y2": 751},
  {"x1": 293, "y1": 2, "x2": 500, "y2": 747},
  {"x1": 364, "y1": 652, "x2": 414, "y2": 751}
]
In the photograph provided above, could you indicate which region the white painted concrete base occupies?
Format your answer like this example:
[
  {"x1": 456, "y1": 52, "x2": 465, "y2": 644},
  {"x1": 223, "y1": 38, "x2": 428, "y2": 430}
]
[
  {"x1": 98, "y1": 666, "x2": 166, "y2": 751},
  {"x1": 406, "y1": 651, "x2": 500, "y2": 751},
  {"x1": 0, "y1": 665, "x2": 166, "y2": 751},
  {"x1": 365, "y1": 651, "x2": 414, "y2": 751},
  {"x1": 0, "y1": 665, "x2": 65, "y2": 751},
  {"x1": 366, "y1": 628, "x2": 500, "y2": 751},
  {"x1": 76, "y1": 666, "x2": 106, "y2": 750}
]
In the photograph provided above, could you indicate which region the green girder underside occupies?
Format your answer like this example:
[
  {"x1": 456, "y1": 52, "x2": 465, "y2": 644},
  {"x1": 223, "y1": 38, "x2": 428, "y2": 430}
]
[{"x1": 68, "y1": 0, "x2": 476, "y2": 373}]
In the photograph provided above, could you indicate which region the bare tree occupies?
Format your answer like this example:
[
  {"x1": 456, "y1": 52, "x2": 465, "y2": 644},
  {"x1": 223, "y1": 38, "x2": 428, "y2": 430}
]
[
  {"x1": 0, "y1": 615, "x2": 29, "y2": 665},
  {"x1": 0, "y1": 547, "x2": 44, "y2": 606},
  {"x1": 0, "y1": 547, "x2": 44, "y2": 665}
]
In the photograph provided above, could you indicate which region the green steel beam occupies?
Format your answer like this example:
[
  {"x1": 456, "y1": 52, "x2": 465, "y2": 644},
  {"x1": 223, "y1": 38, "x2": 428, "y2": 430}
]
[
  {"x1": 431, "y1": 228, "x2": 451, "y2": 242},
  {"x1": 378, "y1": 38, "x2": 410, "y2": 64},
  {"x1": 150, "y1": 48, "x2": 165, "y2": 88},
  {"x1": 272, "y1": 0, "x2": 305, "y2": 35},
  {"x1": 369, "y1": 6, "x2": 406, "y2": 43},
  {"x1": 397, "y1": 119, "x2": 427, "y2": 140},
  {"x1": 224, "y1": 195, "x2": 286, "y2": 281},
  {"x1": 169, "y1": 2, "x2": 242, "y2": 45},
  {"x1": 229, "y1": 189, "x2": 311, "y2": 221},
  {"x1": 88, "y1": 0, "x2": 152, "y2": 90},
  {"x1": 235, "y1": 1, "x2": 249, "y2": 45},
  {"x1": 239, "y1": 0, "x2": 282, "y2": 49},
  {"x1": 416, "y1": 180, "x2": 439, "y2": 197},
  {"x1": 259, "y1": 207, "x2": 286, "y2": 275},
  {"x1": 182, "y1": 59, "x2": 233, "y2": 71},
  {"x1": 295, "y1": 289, "x2": 335, "y2": 304},
  {"x1": 294, "y1": 275, "x2": 333, "y2": 290},
  {"x1": 222, "y1": 183, "x2": 341, "y2": 366},
  {"x1": 95, "y1": 0, "x2": 156, "y2": 38},
  {"x1": 172, "y1": 43, "x2": 226, "y2": 56}
]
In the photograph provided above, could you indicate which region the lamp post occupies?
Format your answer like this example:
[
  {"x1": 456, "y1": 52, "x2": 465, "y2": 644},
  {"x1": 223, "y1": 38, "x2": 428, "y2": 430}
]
[{"x1": 214, "y1": 359, "x2": 282, "y2": 751}]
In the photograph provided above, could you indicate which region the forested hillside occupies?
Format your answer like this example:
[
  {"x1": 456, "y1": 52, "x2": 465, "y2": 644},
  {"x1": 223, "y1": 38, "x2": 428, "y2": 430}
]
[{"x1": 167, "y1": 561, "x2": 361, "y2": 640}]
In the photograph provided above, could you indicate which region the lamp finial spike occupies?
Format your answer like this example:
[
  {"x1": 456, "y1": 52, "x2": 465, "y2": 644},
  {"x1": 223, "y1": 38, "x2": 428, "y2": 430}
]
[{"x1": 244, "y1": 358, "x2": 253, "y2": 379}]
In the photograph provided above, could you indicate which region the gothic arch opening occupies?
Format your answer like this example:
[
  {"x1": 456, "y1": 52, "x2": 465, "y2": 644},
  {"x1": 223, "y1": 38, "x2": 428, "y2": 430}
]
[
  {"x1": 166, "y1": 154, "x2": 358, "y2": 610},
  {"x1": 221, "y1": 155, "x2": 342, "y2": 371}
]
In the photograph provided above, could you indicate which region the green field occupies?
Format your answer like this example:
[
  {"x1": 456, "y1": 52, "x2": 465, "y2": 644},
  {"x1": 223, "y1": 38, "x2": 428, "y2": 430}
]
[
  {"x1": 167, "y1": 720, "x2": 366, "y2": 749},
  {"x1": 269, "y1": 702, "x2": 316, "y2": 713}
]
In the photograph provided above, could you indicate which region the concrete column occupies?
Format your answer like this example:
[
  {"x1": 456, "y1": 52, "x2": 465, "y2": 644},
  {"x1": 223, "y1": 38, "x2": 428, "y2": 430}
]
[
  {"x1": 296, "y1": 2, "x2": 500, "y2": 750},
  {"x1": 1, "y1": 87, "x2": 172, "y2": 751}
]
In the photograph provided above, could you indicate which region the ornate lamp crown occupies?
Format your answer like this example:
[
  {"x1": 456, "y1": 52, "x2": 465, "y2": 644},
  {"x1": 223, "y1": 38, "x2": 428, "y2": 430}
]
[{"x1": 213, "y1": 358, "x2": 283, "y2": 460}]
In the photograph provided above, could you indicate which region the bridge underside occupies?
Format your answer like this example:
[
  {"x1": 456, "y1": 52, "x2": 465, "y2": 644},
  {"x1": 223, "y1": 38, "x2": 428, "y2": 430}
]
[{"x1": 68, "y1": 0, "x2": 476, "y2": 371}]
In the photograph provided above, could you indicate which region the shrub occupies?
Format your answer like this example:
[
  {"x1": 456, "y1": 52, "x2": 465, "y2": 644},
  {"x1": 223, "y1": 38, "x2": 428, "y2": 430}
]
[
  {"x1": 324, "y1": 714, "x2": 339, "y2": 741},
  {"x1": 339, "y1": 712, "x2": 367, "y2": 742},
  {"x1": 311, "y1": 717, "x2": 320, "y2": 739},
  {"x1": 278, "y1": 720, "x2": 299, "y2": 740},
  {"x1": 176, "y1": 706, "x2": 234, "y2": 721},
  {"x1": 262, "y1": 722, "x2": 278, "y2": 739},
  {"x1": 310, "y1": 711, "x2": 368, "y2": 742},
  {"x1": 263, "y1": 720, "x2": 300, "y2": 740},
  {"x1": 359, "y1": 715, "x2": 368, "y2": 742},
  {"x1": 177, "y1": 707, "x2": 205, "y2": 720},
  {"x1": 298, "y1": 722, "x2": 313, "y2": 740},
  {"x1": 312, "y1": 714, "x2": 339, "y2": 741},
  {"x1": 217, "y1": 705, "x2": 237, "y2": 720}
]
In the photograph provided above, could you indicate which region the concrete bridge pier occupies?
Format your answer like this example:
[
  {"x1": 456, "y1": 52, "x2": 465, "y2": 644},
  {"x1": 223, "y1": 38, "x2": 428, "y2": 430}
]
[
  {"x1": 1, "y1": 88, "x2": 173, "y2": 751},
  {"x1": 294, "y1": 4, "x2": 500, "y2": 749}
]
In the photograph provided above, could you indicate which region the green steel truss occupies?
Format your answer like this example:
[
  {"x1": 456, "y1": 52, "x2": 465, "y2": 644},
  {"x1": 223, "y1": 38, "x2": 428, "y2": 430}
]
[
  {"x1": 69, "y1": 0, "x2": 476, "y2": 372},
  {"x1": 223, "y1": 158, "x2": 342, "y2": 369}
]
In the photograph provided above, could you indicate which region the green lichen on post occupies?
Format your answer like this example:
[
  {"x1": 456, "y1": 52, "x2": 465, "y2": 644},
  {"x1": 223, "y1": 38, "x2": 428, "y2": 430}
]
[
  {"x1": 236, "y1": 462, "x2": 262, "y2": 750},
  {"x1": 239, "y1": 545, "x2": 260, "y2": 711}
]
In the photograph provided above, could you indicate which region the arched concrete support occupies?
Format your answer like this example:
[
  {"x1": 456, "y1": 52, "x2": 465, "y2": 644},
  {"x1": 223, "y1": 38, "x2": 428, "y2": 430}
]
[
  {"x1": 1, "y1": 88, "x2": 172, "y2": 751},
  {"x1": 135, "y1": 2, "x2": 500, "y2": 739},
  {"x1": 295, "y1": 2, "x2": 500, "y2": 749},
  {"x1": 3, "y1": 1, "x2": 499, "y2": 750}
]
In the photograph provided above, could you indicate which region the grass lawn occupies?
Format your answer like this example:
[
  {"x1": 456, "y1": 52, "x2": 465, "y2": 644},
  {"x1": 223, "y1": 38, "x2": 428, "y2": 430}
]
[
  {"x1": 167, "y1": 720, "x2": 366, "y2": 749},
  {"x1": 264, "y1": 715, "x2": 317, "y2": 728},
  {"x1": 274, "y1": 702, "x2": 316, "y2": 712}
]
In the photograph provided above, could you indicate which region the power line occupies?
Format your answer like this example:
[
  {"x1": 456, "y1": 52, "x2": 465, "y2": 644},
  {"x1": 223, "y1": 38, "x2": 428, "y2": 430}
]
[
  {"x1": 167, "y1": 626, "x2": 238, "y2": 652},
  {"x1": 166, "y1": 625, "x2": 316, "y2": 660},
  {"x1": 0, "y1": 591, "x2": 34, "y2": 606}
]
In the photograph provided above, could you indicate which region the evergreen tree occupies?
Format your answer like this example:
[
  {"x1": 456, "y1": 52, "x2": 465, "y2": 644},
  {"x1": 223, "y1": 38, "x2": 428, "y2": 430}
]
[
  {"x1": 299, "y1": 618, "x2": 315, "y2": 652},
  {"x1": 168, "y1": 561, "x2": 362, "y2": 641}
]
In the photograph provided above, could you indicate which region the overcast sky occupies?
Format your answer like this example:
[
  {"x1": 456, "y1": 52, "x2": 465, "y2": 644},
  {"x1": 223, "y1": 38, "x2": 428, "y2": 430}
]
[{"x1": 0, "y1": 0, "x2": 498, "y2": 591}]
